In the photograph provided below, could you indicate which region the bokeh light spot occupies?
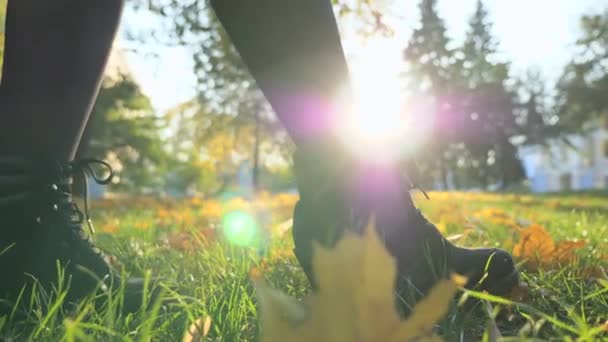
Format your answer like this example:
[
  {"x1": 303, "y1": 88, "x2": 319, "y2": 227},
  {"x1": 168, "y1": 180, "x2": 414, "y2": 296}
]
[{"x1": 222, "y1": 211, "x2": 257, "y2": 247}]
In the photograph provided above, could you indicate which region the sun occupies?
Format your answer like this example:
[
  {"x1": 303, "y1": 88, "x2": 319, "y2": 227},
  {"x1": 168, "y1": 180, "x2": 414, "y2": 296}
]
[{"x1": 335, "y1": 38, "x2": 413, "y2": 163}]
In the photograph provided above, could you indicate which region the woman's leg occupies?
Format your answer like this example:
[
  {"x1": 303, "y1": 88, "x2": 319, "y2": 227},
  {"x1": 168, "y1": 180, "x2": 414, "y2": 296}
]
[
  {"x1": 0, "y1": 0, "x2": 124, "y2": 160},
  {"x1": 0, "y1": 0, "x2": 126, "y2": 305},
  {"x1": 212, "y1": 0, "x2": 519, "y2": 299}
]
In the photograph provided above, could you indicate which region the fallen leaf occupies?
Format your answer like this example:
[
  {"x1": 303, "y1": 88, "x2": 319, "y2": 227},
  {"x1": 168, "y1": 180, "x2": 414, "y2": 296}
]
[
  {"x1": 256, "y1": 218, "x2": 466, "y2": 342},
  {"x1": 513, "y1": 223, "x2": 587, "y2": 271},
  {"x1": 513, "y1": 224, "x2": 555, "y2": 270},
  {"x1": 553, "y1": 240, "x2": 586, "y2": 264},
  {"x1": 183, "y1": 316, "x2": 211, "y2": 342}
]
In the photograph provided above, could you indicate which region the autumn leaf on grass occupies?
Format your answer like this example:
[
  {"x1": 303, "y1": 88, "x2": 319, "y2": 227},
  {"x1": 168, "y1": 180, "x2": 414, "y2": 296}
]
[
  {"x1": 553, "y1": 240, "x2": 587, "y2": 264},
  {"x1": 512, "y1": 224, "x2": 555, "y2": 270},
  {"x1": 513, "y1": 223, "x2": 587, "y2": 271},
  {"x1": 256, "y1": 220, "x2": 467, "y2": 342}
]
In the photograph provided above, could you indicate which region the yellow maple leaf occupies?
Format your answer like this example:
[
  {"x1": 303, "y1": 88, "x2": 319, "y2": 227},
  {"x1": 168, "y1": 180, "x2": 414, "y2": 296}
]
[
  {"x1": 256, "y1": 220, "x2": 466, "y2": 342},
  {"x1": 513, "y1": 223, "x2": 588, "y2": 272}
]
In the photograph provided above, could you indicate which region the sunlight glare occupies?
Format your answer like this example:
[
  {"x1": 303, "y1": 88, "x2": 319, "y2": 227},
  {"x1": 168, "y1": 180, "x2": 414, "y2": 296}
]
[{"x1": 336, "y1": 39, "x2": 414, "y2": 163}]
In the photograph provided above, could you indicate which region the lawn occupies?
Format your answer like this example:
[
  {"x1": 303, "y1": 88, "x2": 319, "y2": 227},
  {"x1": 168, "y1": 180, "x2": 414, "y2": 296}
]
[{"x1": 1, "y1": 192, "x2": 607, "y2": 341}]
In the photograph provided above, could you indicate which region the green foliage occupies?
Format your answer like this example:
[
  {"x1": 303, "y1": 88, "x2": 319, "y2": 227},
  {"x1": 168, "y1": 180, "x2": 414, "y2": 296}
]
[
  {"x1": 401, "y1": 0, "x2": 457, "y2": 188},
  {"x1": 557, "y1": 9, "x2": 608, "y2": 131},
  {"x1": 163, "y1": 93, "x2": 294, "y2": 194},
  {"x1": 129, "y1": 0, "x2": 295, "y2": 193},
  {"x1": 403, "y1": 0, "x2": 455, "y2": 93},
  {"x1": 514, "y1": 69, "x2": 560, "y2": 145},
  {"x1": 458, "y1": 0, "x2": 523, "y2": 188},
  {"x1": 461, "y1": 0, "x2": 508, "y2": 87},
  {"x1": 131, "y1": 0, "x2": 252, "y2": 111},
  {"x1": 78, "y1": 76, "x2": 169, "y2": 192},
  {"x1": 403, "y1": 0, "x2": 526, "y2": 189}
]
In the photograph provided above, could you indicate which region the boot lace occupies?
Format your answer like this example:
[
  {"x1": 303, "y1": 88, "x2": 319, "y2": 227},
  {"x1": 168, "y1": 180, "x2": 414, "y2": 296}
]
[{"x1": 39, "y1": 159, "x2": 114, "y2": 235}]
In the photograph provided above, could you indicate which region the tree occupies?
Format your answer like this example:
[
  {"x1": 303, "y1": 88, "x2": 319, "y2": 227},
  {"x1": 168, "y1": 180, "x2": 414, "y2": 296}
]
[
  {"x1": 402, "y1": 0, "x2": 525, "y2": 189},
  {"x1": 460, "y1": 0, "x2": 508, "y2": 88},
  {"x1": 513, "y1": 69, "x2": 559, "y2": 146},
  {"x1": 458, "y1": 0, "x2": 523, "y2": 188},
  {"x1": 557, "y1": 9, "x2": 608, "y2": 132},
  {"x1": 128, "y1": 0, "x2": 295, "y2": 193},
  {"x1": 403, "y1": 0, "x2": 455, "y2": 94},
  {"x1": 77, "y1": 75, "x2": 169, "y2": 192},
  {"x1": 163, "y1": 88, "x2": 293, "y2": 195},
  {"x1": 402, "y1": 0, "x2": 459, "y2": 189}
]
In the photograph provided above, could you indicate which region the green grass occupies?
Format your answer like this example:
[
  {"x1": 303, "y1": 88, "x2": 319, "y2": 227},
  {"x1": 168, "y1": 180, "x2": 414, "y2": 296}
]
[{"x1": 1, "y1": 192, "x2": 607, "y2": 341}]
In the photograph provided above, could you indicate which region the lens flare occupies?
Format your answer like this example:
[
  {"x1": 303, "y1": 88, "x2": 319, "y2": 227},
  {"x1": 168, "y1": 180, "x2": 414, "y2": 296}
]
[
  {"x1": 334, "y1": 83, "x2": 412, "y2": 164},
  {"x1": 222, "y1": 211, "x2": 257, "y2": 247},
  {"x1": 331, "y1": 38, "x2": 427, "y2": 164}
]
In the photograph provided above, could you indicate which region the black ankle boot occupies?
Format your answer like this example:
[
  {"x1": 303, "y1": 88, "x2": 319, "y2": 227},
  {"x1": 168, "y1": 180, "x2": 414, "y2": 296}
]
[
  {"x1": 382, "y1": 202, "x2": 519, "y2": 298},
  {"x1": 291, "y1": 145, "x2": 518, "y2": 298},
  {"x1": 0, "y1": 156, "x2": 117, "y2": 304}
]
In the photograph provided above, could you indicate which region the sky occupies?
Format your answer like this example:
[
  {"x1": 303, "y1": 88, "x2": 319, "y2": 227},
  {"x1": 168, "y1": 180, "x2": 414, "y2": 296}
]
[{"x1": 118, "y1": 0, "x2": 606, "y2": 113}]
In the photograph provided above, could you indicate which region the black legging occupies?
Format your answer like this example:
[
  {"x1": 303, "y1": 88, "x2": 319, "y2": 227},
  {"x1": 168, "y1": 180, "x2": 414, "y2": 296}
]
[
  {"x1": 0, "y1": 0, "x2": 124, "y2": 161},
  {"x1": 211, "y1": 0, "x2": 351, "y2": 146}
]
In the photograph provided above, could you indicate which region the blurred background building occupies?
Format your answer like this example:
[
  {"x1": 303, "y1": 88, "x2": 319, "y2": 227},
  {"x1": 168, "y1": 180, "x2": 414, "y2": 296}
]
[{"x1": 520, "y1": 116, "x2": 608, "y2": 192}]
